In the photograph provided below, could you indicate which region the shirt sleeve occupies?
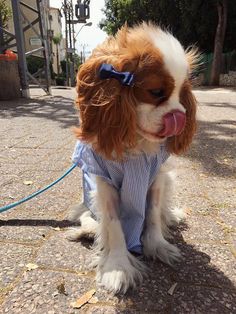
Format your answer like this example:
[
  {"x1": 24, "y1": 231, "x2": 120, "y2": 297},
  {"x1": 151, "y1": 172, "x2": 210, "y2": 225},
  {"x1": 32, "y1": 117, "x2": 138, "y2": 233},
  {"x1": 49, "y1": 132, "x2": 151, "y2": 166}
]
[
  {"x1": 160, "y1": 143, "x2": 170, "y2": 164},
  {"x1": 72, "y1": 141, "x2": 112, "y2": 183}
]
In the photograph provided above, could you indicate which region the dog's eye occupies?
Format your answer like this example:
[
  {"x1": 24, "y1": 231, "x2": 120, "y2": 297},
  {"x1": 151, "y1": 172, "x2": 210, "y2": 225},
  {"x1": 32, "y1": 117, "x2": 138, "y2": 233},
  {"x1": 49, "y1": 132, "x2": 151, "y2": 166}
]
[{"x1": 149, "y1": 89, "x2": 165, "y2": 99}]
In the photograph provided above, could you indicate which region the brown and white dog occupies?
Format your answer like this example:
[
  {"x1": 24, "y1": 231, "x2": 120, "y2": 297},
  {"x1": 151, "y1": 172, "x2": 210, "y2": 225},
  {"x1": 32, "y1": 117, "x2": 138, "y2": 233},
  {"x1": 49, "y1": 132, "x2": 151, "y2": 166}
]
[{"x1": 67, "y1": 22, "x2": 198, "y2": 293}]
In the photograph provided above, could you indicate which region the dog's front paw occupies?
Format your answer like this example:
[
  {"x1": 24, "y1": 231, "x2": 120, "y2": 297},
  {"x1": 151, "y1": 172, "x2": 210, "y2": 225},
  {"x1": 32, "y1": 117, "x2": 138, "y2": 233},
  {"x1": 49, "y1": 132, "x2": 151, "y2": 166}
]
[
  {"x1": 143, "y1": 228, "x2": 182, "y2": 266},
  {"x1": 97, "y1": 252, "x2": 145, "y2": 294},
  {"x1": 164, "y1": 207, "x2": 186, "y2": 226},
  {"x1": 65, "y1": 211, "x2": 98, "y2": 241},
  {"x1": 66, "y1": 203, "x2": 89, "y2": 222}
]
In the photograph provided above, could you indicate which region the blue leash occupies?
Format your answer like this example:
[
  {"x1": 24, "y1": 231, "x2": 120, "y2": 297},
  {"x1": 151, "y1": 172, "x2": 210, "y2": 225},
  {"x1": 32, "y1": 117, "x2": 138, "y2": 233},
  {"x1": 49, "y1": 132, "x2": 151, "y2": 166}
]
[{"x1": 0, "y1": 163, "x2": 77, "y2": 214}]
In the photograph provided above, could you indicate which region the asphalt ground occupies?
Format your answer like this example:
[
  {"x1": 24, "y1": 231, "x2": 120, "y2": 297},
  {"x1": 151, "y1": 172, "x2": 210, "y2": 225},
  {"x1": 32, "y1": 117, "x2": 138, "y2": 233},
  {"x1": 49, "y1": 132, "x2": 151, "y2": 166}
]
[{"x1": 0, "y1": 87, "x2": 235, "y2": 313}]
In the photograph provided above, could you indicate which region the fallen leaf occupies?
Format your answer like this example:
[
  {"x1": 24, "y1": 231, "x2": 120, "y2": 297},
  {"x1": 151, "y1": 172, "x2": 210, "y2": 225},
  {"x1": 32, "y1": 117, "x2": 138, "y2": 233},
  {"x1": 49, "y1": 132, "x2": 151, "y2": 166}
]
[
  {"x1": 57, "y1": 281, "x2": 67, "y2": 295},
  {"x1": 26, "y1": 263, "x2": 39, "y2": 271},
  {"x1": 185, "y1": 207, "x2": 192, "y2": 215},
  {"x1": 88, "y1": 297, "x2": 98, "y2": 304},
  {"x1": 52, "y1": 227, "x2": 61, "y2": 231},
  {"x1": 71, "y1": 289, "x2": 96, "y2": 309},
  {"x1": 126, "y1": 299, "x2": 134, "y2": 306},
  {"x1": 23, "y1": 180, "x2": 33, "y2": 185},
  {"x1": 168, "y1": 282, "x2": 178, "y2": 296}
]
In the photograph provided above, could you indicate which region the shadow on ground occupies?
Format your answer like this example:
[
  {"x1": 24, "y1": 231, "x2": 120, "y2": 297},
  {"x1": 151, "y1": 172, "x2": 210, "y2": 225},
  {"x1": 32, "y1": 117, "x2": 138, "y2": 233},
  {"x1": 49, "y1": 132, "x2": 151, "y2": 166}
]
[
  {"x1": 0, "y1": 218, "x2": 79, "y2": 228},
  {"x1": 112, "y1": 225, "x2": 236, "y2": 312},
  {"x1": 184, "y1": 117, "x2": 235, "y2": 178},
  {"x1": 0, "y1": 96, "x2": 79, "y2": 129},
  {"x1": 1, "y1": 218, "x2": 235, "y2": 312}
]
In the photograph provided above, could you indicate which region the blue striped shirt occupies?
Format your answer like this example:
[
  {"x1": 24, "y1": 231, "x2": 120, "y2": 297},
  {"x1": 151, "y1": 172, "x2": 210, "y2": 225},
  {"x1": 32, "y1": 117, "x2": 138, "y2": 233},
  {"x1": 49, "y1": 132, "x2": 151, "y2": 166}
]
[{"x1": 72, "y1": 141, "x2": 170, "y2": 253}]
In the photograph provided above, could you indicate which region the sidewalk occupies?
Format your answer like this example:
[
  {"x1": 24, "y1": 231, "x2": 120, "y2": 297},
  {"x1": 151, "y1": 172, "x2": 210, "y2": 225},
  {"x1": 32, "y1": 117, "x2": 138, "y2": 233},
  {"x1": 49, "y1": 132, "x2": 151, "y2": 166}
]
[{"x1": 0, "y1": 87, "x2": 235, "y2": 313}]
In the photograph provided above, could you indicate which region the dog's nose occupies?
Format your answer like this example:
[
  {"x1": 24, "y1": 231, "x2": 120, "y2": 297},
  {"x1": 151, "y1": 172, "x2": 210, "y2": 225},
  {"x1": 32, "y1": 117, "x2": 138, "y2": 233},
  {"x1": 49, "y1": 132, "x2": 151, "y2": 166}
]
[{"x1": 157, "y1": 110, "x2": 186, "y2": 137}]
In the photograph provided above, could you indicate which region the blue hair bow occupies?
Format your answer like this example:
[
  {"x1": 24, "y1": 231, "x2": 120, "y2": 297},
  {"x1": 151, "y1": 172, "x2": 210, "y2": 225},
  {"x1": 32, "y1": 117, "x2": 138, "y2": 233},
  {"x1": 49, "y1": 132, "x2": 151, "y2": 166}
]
[{"x1": 99, "y1": 63, "x2": 134, "y2": 86}]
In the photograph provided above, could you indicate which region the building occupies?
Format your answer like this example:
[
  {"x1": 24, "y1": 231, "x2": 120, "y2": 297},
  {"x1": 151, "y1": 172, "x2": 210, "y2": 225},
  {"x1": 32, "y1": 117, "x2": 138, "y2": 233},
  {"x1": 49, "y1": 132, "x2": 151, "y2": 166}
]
[
  {"x1": 48, "y1": 7, "x2": 65, "y2": 74},
  {"x1": 5, "y1": 0, "x2": 65, "y2": 75}
]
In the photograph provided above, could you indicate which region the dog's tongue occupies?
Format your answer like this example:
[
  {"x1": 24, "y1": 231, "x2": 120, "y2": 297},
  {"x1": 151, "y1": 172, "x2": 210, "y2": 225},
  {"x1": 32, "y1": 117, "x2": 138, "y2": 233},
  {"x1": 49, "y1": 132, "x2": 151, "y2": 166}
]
[{"x1": 157, "y1": 111, "x2": 186, "y2": 137}]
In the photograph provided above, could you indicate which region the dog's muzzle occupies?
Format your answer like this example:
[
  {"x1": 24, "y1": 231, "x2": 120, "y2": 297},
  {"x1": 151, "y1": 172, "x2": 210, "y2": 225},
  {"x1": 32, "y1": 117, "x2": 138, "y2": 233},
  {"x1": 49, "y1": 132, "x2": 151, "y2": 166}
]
[{"x1": 157, "y1": 110, "x2": 186, "y2": 137}]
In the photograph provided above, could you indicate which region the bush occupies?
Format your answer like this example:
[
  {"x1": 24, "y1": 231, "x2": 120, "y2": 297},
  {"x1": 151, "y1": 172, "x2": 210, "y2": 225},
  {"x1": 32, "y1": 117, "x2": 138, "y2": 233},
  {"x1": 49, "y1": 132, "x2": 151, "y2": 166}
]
[
  {"x1": 55, "y1": 74, "x2": 66, "y2": 86},
  {"x1": 26, "y1": 56, "x2": 44, "y2": 74},
  {"x1": 60, "y1": 59, "x2": 67, "y2": 74}
]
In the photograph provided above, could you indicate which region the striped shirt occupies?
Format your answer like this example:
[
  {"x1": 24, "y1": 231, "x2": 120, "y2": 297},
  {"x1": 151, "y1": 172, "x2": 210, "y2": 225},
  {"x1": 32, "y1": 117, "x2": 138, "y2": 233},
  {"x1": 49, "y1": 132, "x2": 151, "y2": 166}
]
[{"x1": 72, "y1": 141, "x2": 170, "y2": 253}]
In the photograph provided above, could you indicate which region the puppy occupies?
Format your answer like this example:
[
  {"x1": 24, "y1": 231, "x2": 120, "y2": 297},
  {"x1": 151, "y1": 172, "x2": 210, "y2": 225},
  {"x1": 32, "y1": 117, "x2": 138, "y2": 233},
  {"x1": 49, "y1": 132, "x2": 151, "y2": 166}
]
[{"x1": 67, "y1": 22, "x2": 197, "y2": 293}]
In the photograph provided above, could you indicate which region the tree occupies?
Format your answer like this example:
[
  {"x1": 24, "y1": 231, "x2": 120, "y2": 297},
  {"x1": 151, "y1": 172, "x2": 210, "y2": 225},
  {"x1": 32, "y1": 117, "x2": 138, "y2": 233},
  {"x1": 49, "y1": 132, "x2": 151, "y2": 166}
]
[
  {"x1": 100, "y1": 0, "x2": 235, "y2": 53},
  {"x1": 52, "y1": 33, "x2": 62, "y2": 74},
  {"x1": 0, "y1": 0, "x2": 12, "y2": 50},
  {"x1": 0, "y1": 0, "x2": 11, "y2": 28},
  {"x1": 210, "y1": 0, "x2": 228, "y2": 85}
]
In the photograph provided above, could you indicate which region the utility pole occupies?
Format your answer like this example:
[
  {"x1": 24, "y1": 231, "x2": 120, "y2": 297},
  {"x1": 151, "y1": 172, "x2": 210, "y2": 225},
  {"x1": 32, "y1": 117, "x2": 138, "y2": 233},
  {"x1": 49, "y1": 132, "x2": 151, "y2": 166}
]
[
  {"x1": 62, "y1": 0, "x2": 91, "y2": 86},
  {"x1": 63, "y1": 0, "x2": 69, "y2": 86},
  {"x1": 62, "y1": 0, "x2": 76, "y2": 86}
]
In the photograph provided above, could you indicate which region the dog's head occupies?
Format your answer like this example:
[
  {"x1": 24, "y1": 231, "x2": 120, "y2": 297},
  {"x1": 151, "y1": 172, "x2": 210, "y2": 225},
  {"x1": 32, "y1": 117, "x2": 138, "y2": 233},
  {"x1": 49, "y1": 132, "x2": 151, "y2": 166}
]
[{"x1": 75, "y1": 22, "x2": 198, "y2": 159}]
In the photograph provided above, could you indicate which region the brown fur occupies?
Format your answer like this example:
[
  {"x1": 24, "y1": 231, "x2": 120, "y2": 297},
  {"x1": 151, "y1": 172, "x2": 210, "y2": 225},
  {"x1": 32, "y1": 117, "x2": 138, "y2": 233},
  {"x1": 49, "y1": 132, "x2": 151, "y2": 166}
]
[
  {"x1": 167, "y1": 81, "x2": 197, "y2": 154},
  {"x1": 75, "y1": 23, "x2": 197, "y2": 159}
]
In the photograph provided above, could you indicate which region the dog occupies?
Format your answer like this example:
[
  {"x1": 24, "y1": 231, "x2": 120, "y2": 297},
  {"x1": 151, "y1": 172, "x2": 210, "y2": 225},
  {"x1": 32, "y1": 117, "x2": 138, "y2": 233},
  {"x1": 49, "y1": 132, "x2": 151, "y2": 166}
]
[{"x1": 66, "y1": 22, "x2": 198, "y2": 293}]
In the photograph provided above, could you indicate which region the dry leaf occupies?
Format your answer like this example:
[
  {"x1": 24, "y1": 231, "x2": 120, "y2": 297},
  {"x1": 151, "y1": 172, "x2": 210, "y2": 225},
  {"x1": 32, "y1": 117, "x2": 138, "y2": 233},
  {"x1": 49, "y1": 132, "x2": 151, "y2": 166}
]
[
  {"x1": 168, "y1": 282, "x2": 178, "y2": 296},
  {"x1": 71, "y1": 289, "x2": 96, "y2": 309},
  {"x1": 52, "y1": 227, "x2": 61, "y2": 231},
  {"x1": 23, "y1": 180, "x2": 33, "y2": 185},
  {"x1": 185, "y1": 207, "x2": 192, "y2": 215},
  {"x1": 88, "y1": 297, "x2": 98, "y2": 304},
  {"x1": 26, "y1": 263, "x2": 39, "y2": 271},
  {"x1": 57, "y1": 281, "x2": 67, "y2": 295}
]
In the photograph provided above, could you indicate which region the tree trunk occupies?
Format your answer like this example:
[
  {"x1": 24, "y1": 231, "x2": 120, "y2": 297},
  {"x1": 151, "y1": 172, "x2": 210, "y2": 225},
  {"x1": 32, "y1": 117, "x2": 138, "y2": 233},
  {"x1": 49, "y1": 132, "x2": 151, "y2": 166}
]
[
  {"x1": 210, "y1": 0, "x2": 228, "y2": 86},
  {"x1": 0, "y1": 14, "x2": 5, "y2": 53}
]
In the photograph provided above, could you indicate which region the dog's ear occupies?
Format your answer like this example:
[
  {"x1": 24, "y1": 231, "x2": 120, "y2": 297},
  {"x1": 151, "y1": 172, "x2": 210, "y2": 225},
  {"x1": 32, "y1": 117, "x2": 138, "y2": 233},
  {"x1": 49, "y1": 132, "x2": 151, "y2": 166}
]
[
  {"x1": 167, "y1": 81, "x2": 197, "y2": 154},
  {"x1": 74, "y1": 56, "x2": 137, "y2": 160}
]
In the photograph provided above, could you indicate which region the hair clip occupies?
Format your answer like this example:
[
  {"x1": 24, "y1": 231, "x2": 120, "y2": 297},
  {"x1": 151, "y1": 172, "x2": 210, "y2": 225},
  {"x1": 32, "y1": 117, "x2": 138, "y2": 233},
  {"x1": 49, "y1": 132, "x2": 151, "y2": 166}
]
[{"x1": 99, "y1": 63, "x2": 134, "y2": 86}]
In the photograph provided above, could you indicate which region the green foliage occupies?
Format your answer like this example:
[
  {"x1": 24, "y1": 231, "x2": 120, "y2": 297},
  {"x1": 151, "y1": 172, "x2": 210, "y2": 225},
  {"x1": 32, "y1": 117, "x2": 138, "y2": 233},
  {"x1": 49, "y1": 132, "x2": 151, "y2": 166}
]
[
  {"x1": 52, "y1": 33, "x2": 62, "y2": 45},
  {"x1": 26, "y1": 56, "x2": 44, "y2": 75},
  {"x1": 60, "y1": 54, "x2": 81, "y2": 74},
  {"x1": 100, "y1": 0, "x2": 236, "y2": 53},
  {"x1": 74, "y1": 53, "x2": 82, "y2": 68},
  {"x1": 55, "y1": 73, "x2": 66, "y2": 86},
  {"x1": 26, "y1": 56, "x2": 56, "y2": 81},
  {"x1": 0, "y1": 0, "x2": 12, "y2": 28},
  {"x1": 60, "y1": 59, "x2": 67, "y2": 74}
]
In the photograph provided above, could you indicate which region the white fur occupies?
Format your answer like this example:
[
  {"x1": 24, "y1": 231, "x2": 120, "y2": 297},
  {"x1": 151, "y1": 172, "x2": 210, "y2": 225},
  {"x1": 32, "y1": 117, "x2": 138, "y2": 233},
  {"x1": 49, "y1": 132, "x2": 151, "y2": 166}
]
[
  {"x1": 94, "y1": 177, "x2": 146, "y2": 293},
  {"x1": 136, "y1": 101, "x2": 186, "y2": 142},
  {"x1": 66, "y1": 162, "x2": 185, "y2": 293},
  {"x1": 66, "y1": 26, "x2": 188, "y2": 293},
  {"x1": 135, "y1": 26, "x2": 188, "y2": 141},
  {"x1": 66, "y1": 210, "x2": 98, "y2": 241},
  {"x1": 142, "y1": 161, "x2": 185, "y2": 265},
  {"x1": 148, "y1": 27, "x2": 188, "y2": 91}
]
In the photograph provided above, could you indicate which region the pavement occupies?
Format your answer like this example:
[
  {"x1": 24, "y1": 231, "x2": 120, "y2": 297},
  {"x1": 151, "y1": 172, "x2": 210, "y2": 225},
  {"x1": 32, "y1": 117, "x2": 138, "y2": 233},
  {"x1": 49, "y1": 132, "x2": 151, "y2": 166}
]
[{"x1": 0, "y1": 86, "x2": 235, "y2": 313}]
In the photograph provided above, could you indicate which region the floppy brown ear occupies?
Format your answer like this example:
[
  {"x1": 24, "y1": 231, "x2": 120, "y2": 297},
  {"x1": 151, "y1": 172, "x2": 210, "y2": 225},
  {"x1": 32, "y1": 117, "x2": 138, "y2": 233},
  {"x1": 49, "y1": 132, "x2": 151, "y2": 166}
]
[
  {"x1": 167, "y1": 81, "x2": 197, "y2": 154},
  {"x1": 74, "y1": 57, "x2": 137, "y2": 160}
]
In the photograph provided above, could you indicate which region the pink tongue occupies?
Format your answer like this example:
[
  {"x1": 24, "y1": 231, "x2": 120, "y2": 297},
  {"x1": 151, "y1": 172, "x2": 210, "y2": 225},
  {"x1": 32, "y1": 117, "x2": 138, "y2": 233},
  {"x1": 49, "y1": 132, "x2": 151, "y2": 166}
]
[{"x1": 157, "y1": 111, "x2": 186, "y2": 137}]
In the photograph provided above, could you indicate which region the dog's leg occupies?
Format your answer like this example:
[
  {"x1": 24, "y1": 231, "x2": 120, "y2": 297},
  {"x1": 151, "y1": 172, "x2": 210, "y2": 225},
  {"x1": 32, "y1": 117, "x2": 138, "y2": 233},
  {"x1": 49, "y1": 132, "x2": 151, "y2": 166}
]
[
  {"x1": 142, "y1": 165, "x2": 183, "y2": 265},
  {"x1": 66, "y1": 202, "x2": 89, "y2": 222},
  {"x1": 159, "y1": 168, "x2": 186, "y2": 237},
  {"x1": 95, "y1": 176, "x2": 145, "y2": 294},
  {"x1": 66, "y1": 202, "x2": 98, "y2": 241}
]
